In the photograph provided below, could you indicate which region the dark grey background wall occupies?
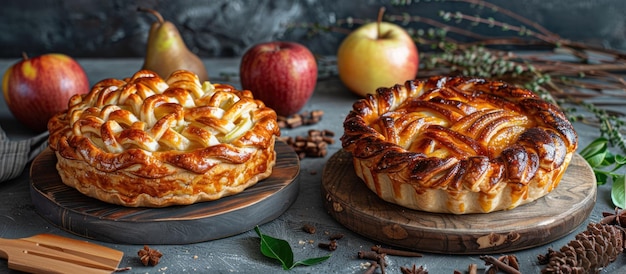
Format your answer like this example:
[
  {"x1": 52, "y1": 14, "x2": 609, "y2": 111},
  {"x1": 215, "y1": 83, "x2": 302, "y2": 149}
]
[{"x1": 1, "y1": 0, "x2": 624, "y2": 58}]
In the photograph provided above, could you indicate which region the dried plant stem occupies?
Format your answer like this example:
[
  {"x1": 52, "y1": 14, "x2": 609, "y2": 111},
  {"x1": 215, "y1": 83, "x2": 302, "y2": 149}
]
[{"x1": 447, "y1": 0, "x2": 559, "y2": 38}]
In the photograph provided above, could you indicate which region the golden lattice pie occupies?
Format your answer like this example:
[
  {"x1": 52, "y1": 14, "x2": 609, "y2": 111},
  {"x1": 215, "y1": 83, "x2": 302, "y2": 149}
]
[
  {"x1": 48, "y1": 70, "x2": 280, "y2": 207},
  {"x1": 341, "y1": 76, "x2": 578, "y2": 214}
]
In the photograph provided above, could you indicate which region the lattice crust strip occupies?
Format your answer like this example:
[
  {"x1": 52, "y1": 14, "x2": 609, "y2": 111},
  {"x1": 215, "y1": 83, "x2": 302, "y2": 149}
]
[{"x1": 48, "y1": 70, "x2": 280, "y2": 178}]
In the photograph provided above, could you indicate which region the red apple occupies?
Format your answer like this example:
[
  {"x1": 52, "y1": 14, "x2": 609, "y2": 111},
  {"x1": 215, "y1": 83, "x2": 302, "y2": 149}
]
[
  {"x1": 337, "y1": 9, "x2": 419, "y2": 97},
  {"x1": 2, "y1": 53, "x2": 89, "y2": 132},
  {"x1": 239, "y1": 41, "x2": 318, "y2": 117}
]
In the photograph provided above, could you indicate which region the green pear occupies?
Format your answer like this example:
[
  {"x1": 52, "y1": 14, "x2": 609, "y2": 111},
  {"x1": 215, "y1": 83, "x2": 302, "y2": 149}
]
[{"x1": 138, "y1": 7, "x2": 209, "y2": 82}]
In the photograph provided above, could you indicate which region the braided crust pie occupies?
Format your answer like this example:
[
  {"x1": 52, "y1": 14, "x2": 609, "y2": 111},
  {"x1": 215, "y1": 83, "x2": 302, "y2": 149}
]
[
  {"x1": 48, "y1": 70, "x2": 280, "y2": 207},
  {"x1": 341, "y1": 76, "x2": 578, "y2": 214}
]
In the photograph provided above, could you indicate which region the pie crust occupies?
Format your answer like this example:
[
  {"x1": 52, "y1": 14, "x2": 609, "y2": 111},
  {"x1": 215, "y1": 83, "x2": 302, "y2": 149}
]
[
  {"x1": 48, "y1": 70, "x2": 280, "y2": 207},
  {"x1": 341, "y1": 76, "x2": 578, "y2": 214}
]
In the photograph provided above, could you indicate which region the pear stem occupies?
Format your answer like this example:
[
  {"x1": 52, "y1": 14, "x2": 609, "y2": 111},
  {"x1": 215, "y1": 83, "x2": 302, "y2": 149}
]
[
  {"x1": 137, "y1": 7, "x2": 164, "y2": 24},
  {"x1": 376, "y1": 7, "x2": 385, "y2": 40}
]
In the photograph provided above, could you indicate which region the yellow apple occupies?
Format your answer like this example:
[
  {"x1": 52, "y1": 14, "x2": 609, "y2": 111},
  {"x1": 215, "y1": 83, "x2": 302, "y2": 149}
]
[{"x1": 337, "y1": 20, "x2": 419, "y2": 97}]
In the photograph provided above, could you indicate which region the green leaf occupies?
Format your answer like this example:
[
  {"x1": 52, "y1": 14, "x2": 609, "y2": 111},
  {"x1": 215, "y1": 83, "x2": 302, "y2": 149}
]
[
  {"x1": 611, "y1": 175, "x2": 626, "y2": 209},
  {"x1": 579, "y1": 137, "x2": 608, "y2": 159},
  {"x1": 254, "y1": 226, "x2": 294, "y2": 270},
  {"x1": 579, "y1": 137, "x2": 624, "y2": 186},
  {"x1": 595, "y1": 171, "x2": 609, "y2": 185},
  {"x1": 293, "y1": 256, "x2": 333, "y2": 268},
  {"x1": 612, "y1": 154, "x2": 626, "y2": 170},
  {"x1": 585, "y1": 152, "x2": 608, "y2": 168},
  {"x1": 254, "y1": 226, "x2": 331, "y2": 270},
  {"x1": 603, "y1": 151, "x2": 616, "y2": 165}
]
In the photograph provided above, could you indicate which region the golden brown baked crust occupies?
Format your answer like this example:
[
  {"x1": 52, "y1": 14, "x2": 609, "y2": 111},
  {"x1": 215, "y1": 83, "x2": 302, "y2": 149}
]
[
  {"x1": 341, "y1": 76, "x2": 578, "y2": 214},
  {"x1": 48, "y1": 70, "x2": 280, "y2": 207}
]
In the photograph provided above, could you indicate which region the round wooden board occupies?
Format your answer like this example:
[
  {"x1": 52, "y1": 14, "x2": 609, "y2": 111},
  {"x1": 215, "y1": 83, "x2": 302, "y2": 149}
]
[
  {"x1": 321, "y1": 150, "x2": 596, "y2": 254},
  {"x1": 30, "y1": 141, "x2": 300, "y2": 245}
]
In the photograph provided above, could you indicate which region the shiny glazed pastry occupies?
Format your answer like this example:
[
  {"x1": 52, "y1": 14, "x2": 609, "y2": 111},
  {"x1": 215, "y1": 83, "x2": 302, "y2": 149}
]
[
  {"x1": 341, "y1": 76, "x2": 578, "y2": 214},
  {"x1": 48, "y1": 70, "x2": 280, "y2": 207}
]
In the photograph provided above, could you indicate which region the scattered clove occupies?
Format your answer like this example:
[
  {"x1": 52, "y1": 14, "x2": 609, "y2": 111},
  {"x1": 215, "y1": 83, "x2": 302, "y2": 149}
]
[
  {"x1": 358, "y1": 250, "x2": 387, "y2": 274},
  {"x1": 277, "y1": 110, "x2": 325, "y2": 129},
  {"x1": 329, "y1": 233, "x2": 344, "y2": 241},
  {"x1": 302, "y1": 223, "x2": 316, "y2": 234},
  {"x1": 358, "y1": 250, "x2": 384, "y2": 261},
  {"x1": 277, "y1": 129, "x2": 335, "y2": 159},
  {"x1": 318, "y1": 240, "x2": 338, "y2": 251}
]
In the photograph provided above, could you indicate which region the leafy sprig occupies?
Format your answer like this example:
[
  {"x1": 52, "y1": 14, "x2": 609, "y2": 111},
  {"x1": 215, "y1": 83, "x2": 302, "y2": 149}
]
[
  {"x1": 579, "y1": 138, "x2": 626, "y2": 208},
  {"x1": 254, "y1": 226, "x2": 331, "y2": 270}
]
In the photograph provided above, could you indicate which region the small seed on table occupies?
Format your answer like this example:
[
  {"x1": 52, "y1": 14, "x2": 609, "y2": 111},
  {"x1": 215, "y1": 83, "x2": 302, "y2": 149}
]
[{"x1": 302, "y1": 224, "x2": 316, "y2": 234}]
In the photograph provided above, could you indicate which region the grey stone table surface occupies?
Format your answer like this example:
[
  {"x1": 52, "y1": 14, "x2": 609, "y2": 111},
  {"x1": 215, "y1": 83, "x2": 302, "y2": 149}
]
[{"x1": 0, "y1": 58, "x2": 625, "y2": 273}]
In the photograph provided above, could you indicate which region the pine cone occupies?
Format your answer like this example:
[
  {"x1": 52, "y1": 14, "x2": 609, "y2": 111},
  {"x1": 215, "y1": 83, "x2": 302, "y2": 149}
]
[{"x1": 539, "y1": 223, "x2": 625, "y2": 274}]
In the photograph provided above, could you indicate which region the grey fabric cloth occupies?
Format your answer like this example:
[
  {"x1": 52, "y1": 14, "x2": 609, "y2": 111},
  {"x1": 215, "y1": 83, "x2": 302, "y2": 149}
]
[{"x1": 0, "y1": 125, "x2": 48, "y2": 182}]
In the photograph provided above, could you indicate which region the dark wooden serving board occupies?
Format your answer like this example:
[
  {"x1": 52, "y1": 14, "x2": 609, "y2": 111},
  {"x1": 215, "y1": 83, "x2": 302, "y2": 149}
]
[
  {"x1": 30, "y1": 141, "x2": 300, "y2": 245},
  {"x1": 321, "y1": 150, "x2": 596, "y2": 254}
]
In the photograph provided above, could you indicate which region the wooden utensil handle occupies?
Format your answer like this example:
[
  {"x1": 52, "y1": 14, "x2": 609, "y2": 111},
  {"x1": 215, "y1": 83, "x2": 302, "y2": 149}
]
[
  {"x1": 0, "y1": 237, "x2": 13, "y2": 259},
  {"x1": 0, "y1": 235, "x2": 123, "y2": 274}
]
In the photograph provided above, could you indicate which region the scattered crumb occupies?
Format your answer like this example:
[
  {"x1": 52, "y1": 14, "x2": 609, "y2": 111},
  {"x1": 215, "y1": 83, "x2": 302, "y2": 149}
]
[
  {"x1": 360, "y1": 262, "x2": 372, "y2": 269},
  {"x1": 298, "y1": 239, "x2": 316, "y2": 246}
]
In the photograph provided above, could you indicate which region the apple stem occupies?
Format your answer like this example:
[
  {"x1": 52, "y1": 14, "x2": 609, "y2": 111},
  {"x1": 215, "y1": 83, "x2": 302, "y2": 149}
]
[
  {"x1": 377, "y1": 7, "x2": 386, "y2": 40},
  {"x1": 21, "y1": 52, "x2": 29, "y2": 61},
  {"x1": 137, "y1": 7, "x2": 165, "y2": 24}
]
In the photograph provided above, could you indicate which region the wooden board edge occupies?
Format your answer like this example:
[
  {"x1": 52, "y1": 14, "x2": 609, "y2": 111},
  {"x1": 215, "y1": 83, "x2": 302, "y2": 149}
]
[{"x1": 321, "y1": 150, "x2": 597, "y2": 254}]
